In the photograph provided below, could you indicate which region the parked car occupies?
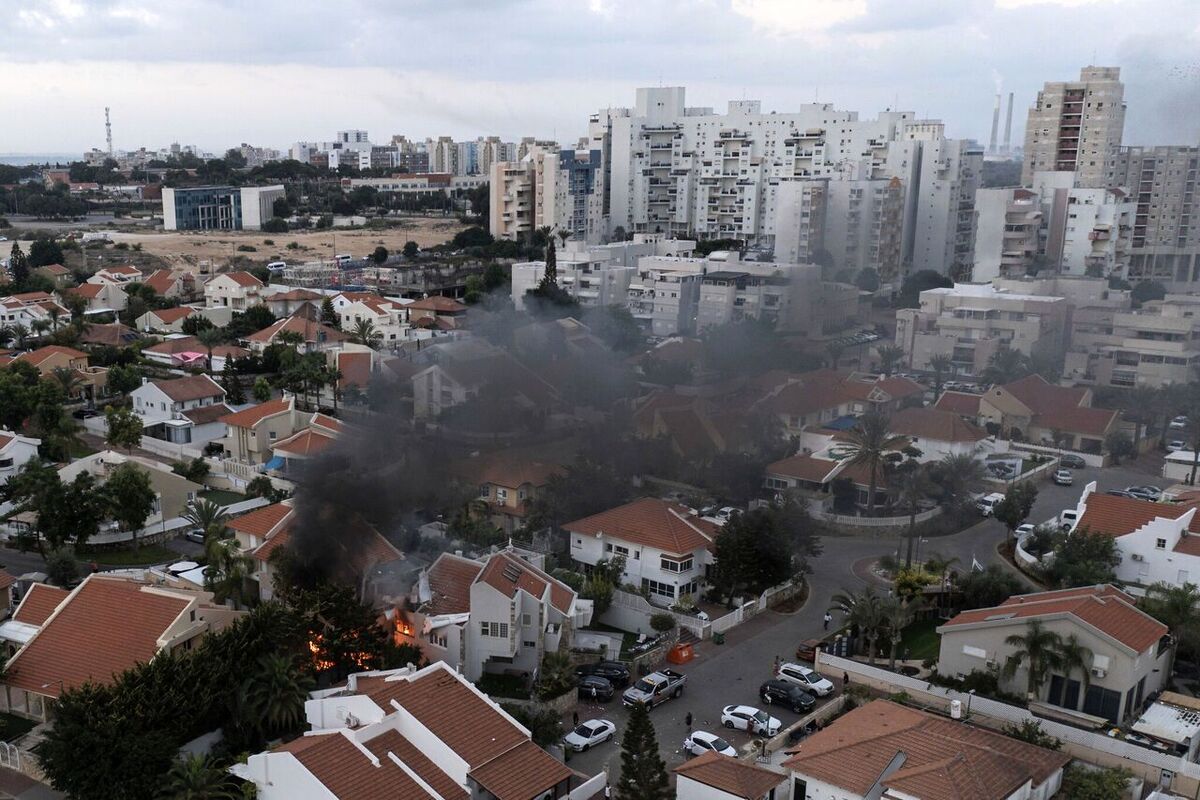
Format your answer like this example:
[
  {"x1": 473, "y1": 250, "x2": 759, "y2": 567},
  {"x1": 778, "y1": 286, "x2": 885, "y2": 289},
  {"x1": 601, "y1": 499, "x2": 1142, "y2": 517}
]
[
  {"x1": 184, "y1": 529, "x2": 206, "y2": 544},
  {"x1": 577, "y1": 675, "x2": 615, "y2": 702},
  {"x1": 759, "y1": 679, "x2": 816, "y2": 713},
  {"x1": 776, "y1": 662, "x2": 835, "y2": 697},
  {"x1": 1015, "y1": 523, "x2": 1036, "y2": 539},
  {"x1": 976, "y1": 493, "x2": 1005, "y2": 516},
  {"x1": 795, "y1": 638, "x2": 822, "y2": 663},
  {"x1": 1059, "y1": 454, "x2": 1086, "y2": 470},
  {"x1": 622, "y1": 669, "x2": 686, "y2": 708},
  {"x1": 1106, "y1": 490, "x2": 1135, "y2": 498},
  {"x1": 1052, "y1": 469, "x2": 1073, "y2": 486},
  {"x1": 563, "y1": 719, "x2": 616, "y2": 752},
  {"x1": 1168, "y1": 440, "x2": 1186, "y2": 453},
  {"x1": 1126, "y1": 486, "x2": 1162, "y2": 501},
  {"x1": 721, "y1": 705, "x2": 781, "y2": 737},
  {"x1": 576, "y1": 661, "x2": 631, "y2": 688},
  {"x1": 1171, "y1": 416, "x2": 1189, "y2": 430},
  {"x1": 682, "y1": 730, "x2": 737, "y2": 757},
  {"x1": 1059, "y1": 509, "x2": 1079, "y2": 532},
  {"x1": 712, "y1": 506, "x2": 740, "y2": 524}
]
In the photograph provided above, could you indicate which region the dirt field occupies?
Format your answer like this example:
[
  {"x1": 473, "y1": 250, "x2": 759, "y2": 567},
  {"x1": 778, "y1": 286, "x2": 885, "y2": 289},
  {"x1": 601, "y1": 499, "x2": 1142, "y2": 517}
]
[{"x1": 102, "y1": 216, "x2": 469, "y2": 272}]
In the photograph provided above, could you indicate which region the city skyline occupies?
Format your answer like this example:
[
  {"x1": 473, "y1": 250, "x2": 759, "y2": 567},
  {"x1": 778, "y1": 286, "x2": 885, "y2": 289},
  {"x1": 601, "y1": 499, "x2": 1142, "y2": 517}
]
[{"x1": 1, "y1": 0, "x2": 1198, "y2": 154}]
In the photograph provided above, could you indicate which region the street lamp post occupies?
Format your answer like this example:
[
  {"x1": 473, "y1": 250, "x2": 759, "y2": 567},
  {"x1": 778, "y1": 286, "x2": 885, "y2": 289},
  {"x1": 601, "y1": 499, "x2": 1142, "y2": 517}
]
[{"x1": 966, "y1": 688, "x2": 976, "y2": 718}]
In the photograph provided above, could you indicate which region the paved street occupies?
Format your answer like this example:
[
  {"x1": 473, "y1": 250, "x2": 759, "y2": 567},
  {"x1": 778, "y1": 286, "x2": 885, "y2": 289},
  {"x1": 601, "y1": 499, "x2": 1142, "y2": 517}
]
[{"x1": 566, "y1": 452, "x2": 1169, "y2": 780}]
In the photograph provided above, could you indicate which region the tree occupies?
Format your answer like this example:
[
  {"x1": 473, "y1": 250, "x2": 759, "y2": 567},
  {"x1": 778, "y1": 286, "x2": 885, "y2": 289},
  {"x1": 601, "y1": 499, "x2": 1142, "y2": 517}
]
[
  {"x1": 615, "y1": 701, "x2": 671, "y2": 800},
  {"x1": 371, "y1": 245, "x2": 388, "y2": 264},
  {"x1": 981, "y1": 347, "x2": 1031, "y2": 386},
  {"x1": 956, "y1": 565, "x2": 1024, "y2": 609},
  {"x1": 159, "y1": 754, "x2": 239, "y2": 800},
  {"x1": 45, "y1": 548, "x2": 78, "y2": 587},
  {"x1": 253, "y1": 376, "x2": 272, "y2": 403},
  {"x1": 927, "y1": 451, "x2": 986, "y2": 510},
  {"x1": 235, "y1": 653, "x2": 313, "y2": 738},
  {"x1": 581, "y1": 557, "x2": 625, "y2": 615},
  {"x1": 181, "y1": 314, "x2": 216, "y2": 336},
  {"x1": 855, "y1": 268, "x2": 880, "y2": 293},
  {"x1": 402, "y1": 240, "x2": 419, "y2": 259},
  {"x1": 829, "y1": 586, "x2": 887, "y2": 664},
  {"x1": 894, "y1": 463, "x2": 935, "y2": 567},
  {"x1": 501, "y1": 703, "x2": 562, "y2": 748},
  {"x1": 319, "y1": 297, "x2": 340, "y2": 329},
  {"x1": 105, "y1": 405, "x2": 143, "y2": 453},
  {"x1": 840, "y1": 412, "x2": 906, "y2": 516},
  {"x1": 9, "y1": 243, "x2": 28, "y2": 287},
  {"x1": 825, "y1": 341, "x2": 844, "y2": 369},
  {"x1": 1131, "y1": 280, "x2": 1166, "y2": 307},
  {"x1": 993, "y1": 482, "x2": 1038, "y2": 539},
  {"x1": 350, "y1": 318, "x2": 382, "y2": 348},
  {"x1": 272, "y1": 195, "x2": 292, "y2": 218},
  {"x1": 541, "y1": 236, "x2": 558, "y2": 287},
  {"x1": 1003, "y1": 619, "x2": 1063, "y2": 698},
  {"x1": 107, "y1": 363, "x2": 142, "y2": 395},
  {"x1": 1060, "y1": 764, "x2": 1134, "y2": 800},
  {"x1": 220, "y1": 360, "x2": 246, "y2": 405},
  {"x1": 712, "y1": 502, "x2": 822, "y2": 603},
  {"x1": 1054, "y1": 633, "x2": 1093, "y2": 706},
  {"x1": 897, "y1": 269, "x2": 951, "y2": 308},
  {"x1": 882, "y1": 597, "x2": 919, "y2": 670},
  {"x1": 1142, "y1": 581, "x2": 1200, "y2": 664},
  {"x1": 535, "y1": 650, "x2": 576, "y2": 701},
  {"x1": 205, "y1": 538, "x2": 255, "y2": 607},
  {"x1": 261, "y1": 217, "x2": 289, "y2": 234},
  {"x1": 929, "y1": 353, "x2": 953, "y2": 398},
  {"x1": 184, "y1": 498, "x2": 227, "y2": 540},
  {"x1": 1002, "y1": 719, "x2": 1062, "y2": 750},
  {"x1": 875, "y1": 345, "x2": 905, "y2": 377},
  {"x1": 1044, "y1": 529, "x2": 1121, "y2": 588},
  {"x1": 104, "y1": 462, "x2": 156, "y2": 550},
  {"x1": 1104, "y1": 430, "x2": 1135, "y2": 465},
  {"x1": 28, "y1": 237, "x2": 65, "y2": 268},
  {"x1": 197, "y1": 327, "x2": 225, "y2": 370}
]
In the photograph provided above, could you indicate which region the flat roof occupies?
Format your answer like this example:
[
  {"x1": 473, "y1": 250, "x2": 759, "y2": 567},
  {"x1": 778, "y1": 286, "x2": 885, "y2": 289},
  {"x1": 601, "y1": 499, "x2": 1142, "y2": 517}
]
[
  {"x1": 1132, "y1": 699, "x2": 1200, "y2": 746},
  {"x1": 927, "y1": 283, "x2": 1065, "y2": 303}
]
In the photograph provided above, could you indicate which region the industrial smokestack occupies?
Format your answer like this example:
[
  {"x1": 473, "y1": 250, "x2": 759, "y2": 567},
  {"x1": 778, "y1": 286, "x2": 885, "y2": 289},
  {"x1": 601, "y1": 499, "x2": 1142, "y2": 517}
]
[
  {"x1": 988, "y1": 93, "x2": 1001, "y2": 155},
  {"x1": 1002, "y1": 92, "x2": 1014, "y2": 156}
]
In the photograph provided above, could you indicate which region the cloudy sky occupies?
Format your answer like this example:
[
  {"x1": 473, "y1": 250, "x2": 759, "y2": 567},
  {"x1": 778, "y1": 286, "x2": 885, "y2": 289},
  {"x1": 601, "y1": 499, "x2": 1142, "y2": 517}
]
[{"x1": 1, "y1": 0, "x2": 1197, "y2": 155}]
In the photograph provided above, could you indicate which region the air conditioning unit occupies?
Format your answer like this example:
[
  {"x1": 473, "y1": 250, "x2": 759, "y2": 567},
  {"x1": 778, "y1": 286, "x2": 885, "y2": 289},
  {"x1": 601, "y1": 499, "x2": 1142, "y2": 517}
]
[
  {"x1": 1092, "y1": 668, "x2": 1107, "y2": 679},
  {"x1": 1131, "y1": 553, "x2": 1145, "y2": 562}
]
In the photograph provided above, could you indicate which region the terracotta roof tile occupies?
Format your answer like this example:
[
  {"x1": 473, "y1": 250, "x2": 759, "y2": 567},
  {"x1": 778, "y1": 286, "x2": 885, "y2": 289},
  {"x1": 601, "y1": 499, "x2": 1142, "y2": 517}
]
[
  {"x1": 941, "y1": 584, "x2": 1166, "y2": 653},
  {"x1": 181, "y1": 403, "x2": 234, "y2": 425},
  {"x1": 209, "y1": 271, "x2": 263, "y2": 288},
  {"x1": 363, "y1": 729, "x2": 466, "y2": 800},
  {"x1": 150, "y1": 307, "x2": 194, "y2": 324},
  {"x1": 467, "y1": 739, "x2": 574, "y2": 800},
  {"x1": 70, "y1": 284, "x2": 103, "y2": 299},
  {"x1": 145, "y1": 336, "x2": 203, "y2": 355},
  {"x1": 151, "y1": 375, "x2": 225, "y2": 403},
  {"x1": 1002, "y1": 374, "x2": 1088, "y2": 413},
  {"x1": 453, "y1": 455, "x2": 562, "y2": 490},
  {"x1": 934, "y1": 391, "x2": 982, "y2": 416},
  {"x1": 337, "y1": 351, "x2": 371, "y2": 389},
  {"x1": 12, "y1": 584, "x2": 68, "y2": 626},
  {"x1": 273, "y1": 428, "x2": 336, "y2": 458},
  {"x1": 79, "y1": 322, "x2": 139, "y2": 346},
  {"x1": 408, "y1": 296, "x2": 466, "y2": 313},
  {"x1": 219, "y1": 397, "x2": 293, "y2": 428},
  {"x1": 310, "y1": 413, "x2": 344, "y2": 433},
  {"x1": 227, "y1": 502, "x2": 294, "y2": 538},
  {"x1": 673, "y1": 751, "x2": 785, "y2": 799},
  {"x1": 287, "y1": 730, "x2": 440, "y2": 800},
  {"x1": 251, "y1": 526, "x2": 292, "y2": 562},
  {"x1": 246, "y1": 315, "x2": 347, "y2": 345},
  {"x1": 476, "y1": 551, "x2": 574, "y2": 615},
  {"x1": 143, "y1": 270, "x2": 180, "y2": 295},
  {"x1": 0, "y1": 570, "x2": 15, "y2": 591},
  {"x1": 889, "y1": 407, "x2": 988, "y2": 443},
  {"x1": 765, "y1": 454, "x2": 840, "y2": 484},
  {"x1": 17, "y1": 345, "x2": 86, "y2": 366},
  {"x1": 564, "y1": 497, "x2": 718, "y2": 556},
  {"x1": 1033, "y1": 405, "x2": 1118, "y2": 437},
  {"x1": 5, "y1": 577, "x2": 191, "y2": 697},
  {"x1": 265, "y1": 289, "x2": 323, "y2": 302},
  {"x1": 423, "y1": 553, "x2": 484, "y2": 615}
]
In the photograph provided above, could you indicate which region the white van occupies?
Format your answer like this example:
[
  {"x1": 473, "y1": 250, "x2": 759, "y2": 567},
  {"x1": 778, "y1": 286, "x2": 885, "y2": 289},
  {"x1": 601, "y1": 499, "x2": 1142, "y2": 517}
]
[
  {"x1": 976, "y1": 493, "x2": 1005, "y2": 517},
  {"x1": 1059, "y1": 509, "x2": 1079, "y2": 532},
  {"x1": 266, "y1": 261, "x2": 286, "y2": 272},
  {"x1": 334, "y1": 254, "x2": 352, "y2": 265}
]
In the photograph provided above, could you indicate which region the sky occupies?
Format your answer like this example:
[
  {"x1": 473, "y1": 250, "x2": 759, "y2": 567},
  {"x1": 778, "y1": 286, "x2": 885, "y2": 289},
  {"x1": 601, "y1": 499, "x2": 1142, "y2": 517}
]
[{"x1": 0, "y1": 0, "x2": 1198, "y2": 155}]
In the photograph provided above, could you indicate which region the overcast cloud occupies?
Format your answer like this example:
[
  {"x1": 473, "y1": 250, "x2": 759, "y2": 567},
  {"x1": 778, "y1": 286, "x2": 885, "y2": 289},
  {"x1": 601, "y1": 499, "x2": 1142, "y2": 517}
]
[{"x1": 0, "y1": 0, "x2": 1197, "y2": 154}]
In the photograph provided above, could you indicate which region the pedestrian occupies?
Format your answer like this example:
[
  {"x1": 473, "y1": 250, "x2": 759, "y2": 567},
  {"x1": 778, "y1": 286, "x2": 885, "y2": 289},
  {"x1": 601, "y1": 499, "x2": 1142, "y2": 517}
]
[
  {"x1": 685, "y1": 711, "x2": 693, "y2": 731},
  {"x1": 843, "y1": 671, "x2": 850, "y2": 688},
  {"x1": 573, "y1": 711, "x2": 579, "y2": 728},
  {"x1": 823, "y1": 612, "x2": 832, "y2": 631}
]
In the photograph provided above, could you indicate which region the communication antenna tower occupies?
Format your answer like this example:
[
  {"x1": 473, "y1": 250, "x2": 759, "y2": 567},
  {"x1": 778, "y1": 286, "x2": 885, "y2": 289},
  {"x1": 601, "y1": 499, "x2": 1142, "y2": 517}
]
[{"x1": 105, "y1": 107, "x2": 113, "y2": 156}]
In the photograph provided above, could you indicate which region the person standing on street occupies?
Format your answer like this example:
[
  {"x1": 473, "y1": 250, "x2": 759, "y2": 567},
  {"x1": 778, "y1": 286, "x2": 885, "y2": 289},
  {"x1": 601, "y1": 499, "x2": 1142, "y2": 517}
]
[
  {"x1": 573, "y1": 711, "x2": 579, "y2": 728},
  {"x1": 823, "y1": 612, "x2": 832, "y2": 631},
  {"x1": 685, "y1": 711, "x2": 693, "y2": 731}
]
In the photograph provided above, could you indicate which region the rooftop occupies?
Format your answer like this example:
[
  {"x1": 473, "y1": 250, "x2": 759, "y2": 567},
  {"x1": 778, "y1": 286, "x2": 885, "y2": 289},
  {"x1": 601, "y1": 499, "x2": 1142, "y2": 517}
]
[
  {"x1": 219, "y1": 396, "x2": 294, "y2": 428},
  {"x1": 422, "y1": 553, "x2": 484, "y2": 615},
  {"x1": 150, "y1": 374, "x2": 225, "y2": 403},
  {"x1": 673, "y1": 751, "x2": 785, "y2": 799},
  {"x1": 564, "y1": 497, "x2": 718, "y2": 556}
]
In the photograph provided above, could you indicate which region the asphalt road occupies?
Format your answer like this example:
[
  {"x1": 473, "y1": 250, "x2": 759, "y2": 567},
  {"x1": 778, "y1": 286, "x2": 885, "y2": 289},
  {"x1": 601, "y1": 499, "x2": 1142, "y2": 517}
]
[{"x1": 565, "y1": 453, "x2": 1169, "y2": 781}]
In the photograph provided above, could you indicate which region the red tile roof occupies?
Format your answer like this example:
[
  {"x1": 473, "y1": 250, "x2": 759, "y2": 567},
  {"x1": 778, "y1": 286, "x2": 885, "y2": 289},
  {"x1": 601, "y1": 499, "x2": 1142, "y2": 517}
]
[
  {"x1": 251, "y1": 526, "x2": 293, "y2": 563},
  {"x1": 70, "y1": 284, "x2": 103, "y2": 299},
  {"x1": 934, "y1": 391, "x2": 982, "y2": 416},
  {"x1": 5, "y1": 577, "x2": 192, "y2": 697},
  {"x1": 100, "y1": 265, "x2": 141, "y2": 276},
  {"x1": 0, "y1": 571, "x2": 15, "y2": 592},
  {"x1": 142, "y1": 270, "x2": 180, "y2": 295},
  {"x1": 408, "y1": 296, "x2": 466, "y2": 313},
  {"x1": 273, "y1": 428, "x2": 336, "y2": 458},
  {"x1": 181, "y1": 403, "x2": 235, "y2": 425},
  {"x1": 476, "y1": 551, "x2": 575, "y2": 615},
  {"x1": 889, "y1": 407, "x2": 988, "y2": 443},
  {"x1": 423, "y1": 553, "x2": 484, "y2": 615},
  {"x1": 337, "y1": 351, "x2": 371, "y2": 389},
  {"x1": 36, "y1": 264, "x2": 70, "y2": 276},
  {"x1": 144, "y1": 336, "x2": 203, "y2": 355},
  {"x1": 150, "y1": 307, "x2": 194, "y2": 324},
  {"x1": 227, "y1": 502, "x2": 294, "y2": 538},
  {"x1": 151, "y1": 375, "x2": 225, "y2": 403},
  {"x1": 1001, "y1": 374, "x2": 1088, "y2": 414},
  {"x1": 219, "y1": 397, "x2": 293, "y2": 428},
  {"x1": 209, "y1": 271, "x2": 263, "y2": 288},
  {"x1": 12, "y1": 584, "x2": 69, "y2": 626},
  {"x1": 674, "y1": 751, "x2": 785, "y2": 799},
  {"x1": 467, "y1": 739, "x2": 573, "y2": 800},
  {"x1": 1075, "y1": 492, "x2": 1200, "y2": 540},
  {"x1": 1032, "y1": 404, "x2": 1118, "y2": 437},
  {"x1": 363, "y1": 729, "x2": 467, "y2": 800},
  {"x1": 17, "y1": 345, "x2": 86, "y2": 366},
  {"x1": 766, "y1": 453, "x2": 840, "y2": 484},
  {"x1": 285, "y1": 729, "x2": 451, "y2": 800},
  {"x1": 940, "y1": 584, "x2": 1166, "y2": 653},
  {"x1": 564, "y1": 497, "x2": 718, "y2": 556},
  {"x1": 265, "y1": 289, "x2": 323, "y2": 302},
  {"x1": 310, "y1": 413, "x2": 344, "y2": 433},
  {"x1": 783, "y1": 701, "x2": 1068, "y2": 800},
  {"x1": 245, "y1": 315, "x2": 347, "y2": 345},
  {"x1": 454, "y1": 454, "x2": 562, "y2": 490}
]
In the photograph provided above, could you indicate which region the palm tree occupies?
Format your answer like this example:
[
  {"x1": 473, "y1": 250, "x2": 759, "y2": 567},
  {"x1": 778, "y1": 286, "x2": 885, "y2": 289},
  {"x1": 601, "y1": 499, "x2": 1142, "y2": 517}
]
[
  {"x1": 1003, "y1": 619, "x2": 1063, "y2": 699},
  {"x1": 840, "y1": 411, "x2": 907, "y2": 516},
  {"x1": 158, "y1": 754, "x2": 238, "y2": 800},
  {"x1": 237, "y1": 653, "x2": 313, "y2": 737},
  {"x1": 1142, "y1": 581, "x2": 1200, "y2": 676},
  {"x1": 50, "y1": 366, "x2": 84, "y2": 401},
  {"x1": 47, "y1": 306, "x2": 62, "y2": 332},
  {"x1": 981, "y1": 347, "x2": 1031, "y2": 386},
  {"x1": 184, "y1": 498, "x2": 227, "y2": 539},
  {"x1": 930, "y1": 451, "x2": 986, "y2": 510},
  {"x1": 30, "y1": 319, "x2": 50, "y2": 340},
  {"x1": 351, "y1": 319, "x2": 382, "y2": 349},
  {"x1": 895, "y1": 464, "x2": 936, "y2": 567},
  {"x1": 205, "y1": 539, "x2": 255, "y2": 607},
  {"x1": 875, "y1": 345, "x2": 905, "y2": 377},
  {"x1": 0, "y1": 326, "x2": 13, "y2": 349},
  {"x1": 1052, "y1": 634, "x2": 1093, "y2": 709},
  {"x1": 929, "y1": 353, "x2": 953, "y2": 399},
  {"x1": 197, "y1": 328, "x2": 224, "y2": 371},
  {"x1": 829, "y1": 586, "x2": 887, "y2": 665},
  {"x1": 883, "y1": 597, "x2": 921, "y2": 670},
  {"x1": 10, "y1": 323, "x2": 28, "y2": 350}
]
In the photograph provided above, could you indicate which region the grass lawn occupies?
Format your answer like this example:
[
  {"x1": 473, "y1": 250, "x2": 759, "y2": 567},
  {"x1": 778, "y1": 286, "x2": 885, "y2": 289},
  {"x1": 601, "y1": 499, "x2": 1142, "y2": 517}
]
[
  {"x1": 476, "y1": 673, "x2": 530, "y2": 700},
  {"x1": 79, "y1": 544, "x2": 180, "y2": 567},
  {"x1": 0, "y1": 713, "x2": 35, "y2": 742},
  {"x1": 584, "y1": 622, "x2": 639, "y2": 660},
  {"x1": 898, "y1": 618, "x2": 941, "y2": 662},
  {"x1": 68, "y1": 440, "x2": 97, "y2": 459},
  {"x1": 199, "y1": 489, "x2": 246, "y2": 507}
]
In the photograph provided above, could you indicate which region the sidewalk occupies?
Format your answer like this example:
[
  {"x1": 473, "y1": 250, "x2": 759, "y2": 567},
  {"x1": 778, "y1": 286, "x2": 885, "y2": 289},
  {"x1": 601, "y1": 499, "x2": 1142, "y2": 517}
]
[{"x1": 0, "y1": 767, "x2": 61, "y2": 800}]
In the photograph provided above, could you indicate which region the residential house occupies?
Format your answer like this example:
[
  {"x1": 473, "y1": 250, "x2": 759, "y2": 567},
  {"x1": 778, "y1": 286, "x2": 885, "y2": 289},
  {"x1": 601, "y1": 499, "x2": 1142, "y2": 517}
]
[
  {"x1": 411, "y1": 341, "x2": 558, "y2": 420},
  {"x1": 399, "y1": 552, "x2": 482, "y2": 673},
  {"x1": 64, "y1": 281, "x2": 128, "y2": 314},
  {"x1": 78, "y1": 322, "x2": 139, "y2": 347},
  {"x1": 89, "y1": 265, "x2": 142, "y2": 286},
  {"x1": 130, "y1": 375, "x2": 230, "y2": 446},
  {"x1": 674, "y1": 752, "x2": 787, "y2": 800},
  {"x1": 262, "y1": 288, "x2": 324, "y2": 318},
  {"x1": 0, "y1": 431, "x2": 41, "y2": 485},
  {"x1": 221, "y1": 396, "x2": 301, "y2": 465},
  {"x1": 329, "y1": 347, "x2": 375, "y2": 403},
  {"x1": 244, "y1": 314, "x2": 347, "y2": 354},
  {"x1": 59, "y1": 451, "x2": 204, "y2": 530},
  {"x1": 0, "y1": 574, "x2": 243, "y2": 721},
  {"x1": 33, "y1": 264, "x2": 71, "y2": 288},
  {"x1": 451, "y1": 453, "x2": 562, "y2": 534},
  {"x1": 0, "y1": 292, "x2": 69, "y2": 333},
  {"x1": 0, "y1": 582, "x2": 67, "y2": 655},
  {"x1": 784, "y1": 700, "x2": 1069, "y2": 800},
  {"x1": 336, "y1": 292, "x2": 411, "y2": 345},
  {"x1": 1064, "y1": 482, "x2": 1200, "y2": 593},
  {"x1": 269, "y1": 413, "x2": 343, "y2": 475},
  {"x1": 979, "y1": 374, "x2": 1120, "y2": 454},
  {"x1": 204, "y1": 271, "x2": 264, "y2": 310},
  {"x1": 938, "y1": 584, "x2": 1170, "y2": 724},
  {"x1": 763, "y1": 451, "x2": 895, "y2": 510},
  {"x1": 142, "y1": 269, "x2": 193, "y2": 301},
  {"x1": 136, "y1": 306, "x2": 195, "y2": 334},
  {"x1": 407, "y1": 295, "x2": 467, "y2": 330},
  {"x1": 752, "y1": 370, "x2": 924, "y2": 438},
  {"x1": 14, "y1": 345, "x2": 108, "y2": 401},
  {"x1": 238, "y1": 661, "x2": 589, "y2": 800},
  {"x1": 142, "y1": 335, "x2": 208, "y2": 369},
  {"x1": 565, "y1": 497, "x2": 719, "y2": 607},
  {"x1": 795, "y1": 406, "x2": 992, "y2": 464},
  {"x1": 632, "y1": 391, "x2": 753, "y2": 461}
]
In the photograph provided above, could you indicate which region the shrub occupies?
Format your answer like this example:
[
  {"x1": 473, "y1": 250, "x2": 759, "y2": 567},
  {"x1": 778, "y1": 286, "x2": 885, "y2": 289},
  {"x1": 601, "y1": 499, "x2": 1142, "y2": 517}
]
[
  {"x1": 261, "y1": 217, "x2": 288, "y2": 234},
  {"x1": 236, "y1": 245, "x2": 256, "y2": 253},
  {"x1": 649, "y1": 613, "x2": 675, "y2": 632},
  {"x1": 286, "y1": 242, "x2": 301, "y2": 250},
  {"x1": 262, "y1": 239, "x2": 274, "y2": 245}
]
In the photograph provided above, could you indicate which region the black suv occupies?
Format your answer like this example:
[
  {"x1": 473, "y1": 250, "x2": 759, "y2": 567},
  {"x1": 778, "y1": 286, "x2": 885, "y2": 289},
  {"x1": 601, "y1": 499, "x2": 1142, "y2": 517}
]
[
  {"x1": 575, "y1": 661, "x2": 631, "y2": 688},
  {"x1": 1059, "y1": 454, "x2": 1086, "y2": 470},
  {"x1": 760, "y1": 679, "x2": 816, "y2": 713},
  {"x1": 577, "y1": 675, "x2": 615, "y2": 702}
]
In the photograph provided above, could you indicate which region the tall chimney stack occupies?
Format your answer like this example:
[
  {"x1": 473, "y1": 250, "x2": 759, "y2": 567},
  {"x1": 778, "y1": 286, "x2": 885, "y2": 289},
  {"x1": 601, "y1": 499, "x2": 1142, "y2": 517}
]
[
  {"x1": 988, "y1": 93, "x2": 1001, "y2": 155},
  {"x1": 1002, "y1": 92, "x2": 1014, "y2": 156}
]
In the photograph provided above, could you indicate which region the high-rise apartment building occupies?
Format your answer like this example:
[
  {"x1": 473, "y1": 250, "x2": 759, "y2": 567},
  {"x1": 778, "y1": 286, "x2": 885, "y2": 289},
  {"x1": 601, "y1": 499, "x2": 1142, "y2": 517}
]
[
  {"x1": 429, "y1": 136, "x2": 459, "y2": 175},
  {"x1": 910, "y1": 134, "x2": 983, "y2": 277},
  {"x1": 1022, "y1": 66, "x2": 1126, "y2": 188},
  {"x1": 972, "y1": 188, "x2": 1042, "y2": 282},
  {"x1": 489, "y1": 145, "x2": 606, "y2": 243},
  {"x1": 821, "y1": 179, "x2": 905, "y2": 279},
  {"x1": 1111, "y1": 145, "x2": 1200, "y2": 288}
]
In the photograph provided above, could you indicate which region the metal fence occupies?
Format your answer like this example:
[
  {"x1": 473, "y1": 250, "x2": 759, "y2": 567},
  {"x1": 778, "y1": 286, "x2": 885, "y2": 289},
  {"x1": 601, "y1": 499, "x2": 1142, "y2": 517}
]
[{"x1": 818, "y1": 507, "x2": 942, "y2": 528}]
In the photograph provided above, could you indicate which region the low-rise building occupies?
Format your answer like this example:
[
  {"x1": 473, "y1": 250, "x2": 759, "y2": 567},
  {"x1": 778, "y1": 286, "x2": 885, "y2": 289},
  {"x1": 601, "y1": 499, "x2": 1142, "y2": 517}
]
[
  {"x1": 33, "y1": 264, "x2": 72, "y2": 288},
  {"x1": 335, "y1": 293, "x2": 410, "y2": 345},
  {"x1": 59, "y1": 451, "x2": 203, "y2": 529},
  {"x1": 979, "y1": 374, "x2": 1119, "y2": 454},
  {"x1": 15, "y1": 345, "x2": 108, "y2": 401},
  {"x1": 130, "y1": 375, "x2": 230, "y2": 446},
  {"x1": 938, "y1": 584, "x2": 1170, "y2": 724},
  {"x1": 0, "y1": 292, "x2": 70, "y2": 331},
  {"x1": 244, "y1": 314, "x2": 347, "y2": 354},
  {"x1": 65, "y1": 281, "x2": 128, "y2": 314},
  {"x1": 135, "y1": 306, "x2": 195, "y2": 334},
  {"x1": 752, "y1": 369, "x2": 923, "y2": 438},
  {"x1": 220, "y1": 396, "x2": 300, "y2": 465},
  {"x1": 407, "y1": 296, "x2": 467, "y2": 331},
  {"x1": 565, "y1": 497, "x2": 718, "y2": 607},
  {"x1": 261, "y1": 288, "x2": 324, "y2": 319},
  {"x1": 203, "y1": 271, "x2": 264, "y2": 310},
  {"x1": 141, "y1": 269, "x2": 193, "y2": 300},
  {"x1": 784, "y1": 700, "x2": 1069, "y2": 800},
  {"x1": 1067, "y1": 294, "x2": 1200, "y2": 388},
  {"x1": 675, "y1": 751, "x2": 787, "y2": 800},
  {"x1": 89, "y1": 265, "x2": 142, "y2": 286},
  {"x1": 451, "y1": 453, "x2": 561, "y2": 534},
  {"x1": 0, "y1": 431, "x2": 41, "y2": 485}
]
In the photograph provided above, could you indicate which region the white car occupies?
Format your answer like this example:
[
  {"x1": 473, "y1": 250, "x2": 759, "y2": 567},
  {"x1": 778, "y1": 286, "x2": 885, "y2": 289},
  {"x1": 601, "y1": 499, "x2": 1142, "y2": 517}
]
[
  {"x1": 776, "y1": 662, "x2": 835, "y2": 697},
  {"x1": 1171, "y1": 416, "x2": 1189, "y2": 430},
  {"x1": 1168, "y1": 440, "x2": 1186, "y2": 453},
  {"x1": 563, "y1": 719, "x2": 616, "y2": 752},
  {"x1": 1015, "y1": 523, "x2": 1036, "y2": 539},
  {"x1": 683, "y1": 730, "x2": 736, "y2": 757},
  {"x1": 721, "y1": 705, "x2": 781, "y2": 737}
]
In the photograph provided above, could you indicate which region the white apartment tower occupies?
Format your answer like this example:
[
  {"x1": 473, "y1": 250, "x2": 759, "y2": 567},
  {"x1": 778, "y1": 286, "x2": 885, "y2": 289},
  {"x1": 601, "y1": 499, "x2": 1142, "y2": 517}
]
[
  {"x1": 1111, "y1": 145, "x2": 1200, "y2": 288},
  {"x1": 1022, "y1": 66, "x2": 1126, "y2": 188},
  {"x1": 489, "y1": 145, "x2": 606, "y2": 244}
]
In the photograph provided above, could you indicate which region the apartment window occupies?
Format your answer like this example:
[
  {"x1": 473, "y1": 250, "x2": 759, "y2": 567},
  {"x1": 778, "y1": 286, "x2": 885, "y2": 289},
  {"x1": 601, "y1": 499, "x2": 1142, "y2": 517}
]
[
  {"x1": 479, "y1": 621, "x2": 509, "y2": 638},
  {"x1": 523, "y1": 640, "x2": 537, "y2": 648},
  {"x1": 496, "y1": 488, "x2": 508, "y2": 502},
  {"x1": 661, "y1": 557, "x2": 694, "y2": 573},
  {"x1": 479, "y1": 484, "x2": 490, "y2": 499},
  {"x1": 613, "y1": 545, "x2": 630, "y2": 557},
  {"x1": 642, "y1": 579, "x2": 675, "y2": 599},
  {"x1": 521, "y1": 613, "x2": 532, "y2": 626},
  {"x1": 1156, "y1": 538, "x2": 1167, "y2": 550}
]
